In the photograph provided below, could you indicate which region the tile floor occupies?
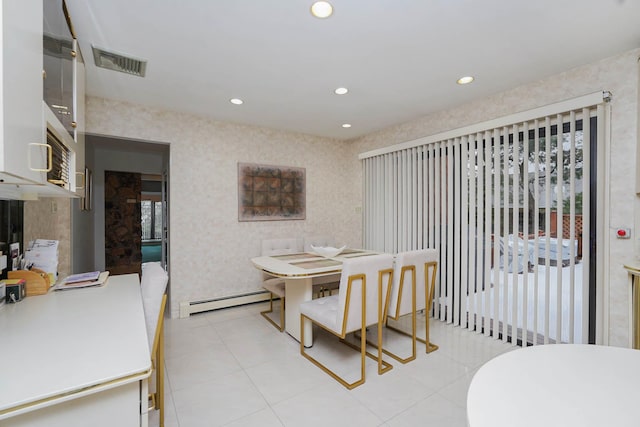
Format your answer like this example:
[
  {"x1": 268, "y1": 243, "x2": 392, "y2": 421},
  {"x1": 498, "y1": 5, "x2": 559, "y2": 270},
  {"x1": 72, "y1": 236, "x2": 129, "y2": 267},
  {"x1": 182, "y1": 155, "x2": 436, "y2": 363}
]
[{"x1": 149, "y1": 301, "x2": 515, "y2": 427}]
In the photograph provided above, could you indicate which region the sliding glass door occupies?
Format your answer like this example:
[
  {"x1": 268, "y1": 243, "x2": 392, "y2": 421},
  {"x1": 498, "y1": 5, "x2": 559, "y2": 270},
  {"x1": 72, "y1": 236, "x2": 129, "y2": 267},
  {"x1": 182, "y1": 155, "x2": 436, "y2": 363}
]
[{"x1": 362, "y1": 96, "x2": 607, "y2": 345}]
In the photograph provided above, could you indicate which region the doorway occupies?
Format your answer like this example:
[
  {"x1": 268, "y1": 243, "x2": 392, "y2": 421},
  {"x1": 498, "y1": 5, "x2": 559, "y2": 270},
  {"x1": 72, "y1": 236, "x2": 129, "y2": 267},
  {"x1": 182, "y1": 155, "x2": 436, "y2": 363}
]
[{"x1": 83, "y1": 134, "x2": 170, "y2": 275}]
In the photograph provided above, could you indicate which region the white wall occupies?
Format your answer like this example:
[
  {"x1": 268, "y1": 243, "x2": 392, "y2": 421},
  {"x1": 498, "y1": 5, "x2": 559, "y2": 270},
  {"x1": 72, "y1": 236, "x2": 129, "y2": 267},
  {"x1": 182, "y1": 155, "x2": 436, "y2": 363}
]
[
  {"x1": 348, "y1": 48, "x2": 640, "y2": 347},
  {"x1": 84, "y1": 99, "x2": 361, "y2": 318}
]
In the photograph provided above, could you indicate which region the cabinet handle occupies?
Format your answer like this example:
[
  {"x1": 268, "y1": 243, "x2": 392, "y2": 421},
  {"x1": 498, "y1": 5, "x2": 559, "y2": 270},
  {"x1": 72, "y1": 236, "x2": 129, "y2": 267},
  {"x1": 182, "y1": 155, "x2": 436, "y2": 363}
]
[
  {"x1": 71, "y1": 50, "x2": 77, "y2": 58},
  {"x1": 42, "y1": 69, "x2": 46, "y2": 79},
  {"x1": 28, "y1": 143, "x2": 52, "y2": 173},
  {"x1": 76, "y1": 171, "x2": 85, "y2": 190},
  {"x1": 71, "y1": 121, "x2": 77, "y2": 128}
]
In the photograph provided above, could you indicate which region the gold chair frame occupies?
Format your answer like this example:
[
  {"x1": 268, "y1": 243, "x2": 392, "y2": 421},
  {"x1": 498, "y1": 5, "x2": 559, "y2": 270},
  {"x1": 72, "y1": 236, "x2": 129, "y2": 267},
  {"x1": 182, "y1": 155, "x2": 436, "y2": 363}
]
[
  {"x1": 260, "y1": 277, "x2": 335, "y2": 333},
  {"x1": 260, "y1": 288, "x2": 285, "y2": 332},
  {"x1": 149, "y1": 293, "x2": 167, "y2": 426},
  {"x1": 383, "y1": 261, "x2": 438, "y2": 364},
  {"x1": 300, "y1": 268, "x2": 394, "y2": 390}
]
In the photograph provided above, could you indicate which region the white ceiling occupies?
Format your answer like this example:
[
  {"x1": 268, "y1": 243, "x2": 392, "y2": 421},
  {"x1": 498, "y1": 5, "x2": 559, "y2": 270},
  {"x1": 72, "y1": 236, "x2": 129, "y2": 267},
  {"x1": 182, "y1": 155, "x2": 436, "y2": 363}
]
[{"x1": 64, "y1": 0, "x2": 640, "y2": 140}]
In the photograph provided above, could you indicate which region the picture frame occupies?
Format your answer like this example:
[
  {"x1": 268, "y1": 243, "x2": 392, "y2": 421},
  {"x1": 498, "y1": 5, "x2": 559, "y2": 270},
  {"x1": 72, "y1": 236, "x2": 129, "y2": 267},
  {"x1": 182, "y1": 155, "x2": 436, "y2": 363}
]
[{"x1": 238, "y1": 162, "x2": 306, "y2": 221}]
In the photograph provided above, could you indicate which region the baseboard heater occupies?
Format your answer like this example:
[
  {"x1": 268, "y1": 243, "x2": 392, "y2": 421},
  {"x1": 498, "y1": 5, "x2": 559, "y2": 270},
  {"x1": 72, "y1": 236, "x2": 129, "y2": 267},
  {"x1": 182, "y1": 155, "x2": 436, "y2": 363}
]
[{"x1": 179, "y1": 290, "x2": 271, "y2": 318}]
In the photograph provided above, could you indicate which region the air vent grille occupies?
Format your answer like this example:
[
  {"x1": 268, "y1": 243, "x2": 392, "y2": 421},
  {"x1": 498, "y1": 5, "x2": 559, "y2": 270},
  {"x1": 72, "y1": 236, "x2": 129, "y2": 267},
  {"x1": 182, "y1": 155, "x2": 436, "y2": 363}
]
[{"x1": 92, "y1": 45, "x2": 147, "y2": 77}]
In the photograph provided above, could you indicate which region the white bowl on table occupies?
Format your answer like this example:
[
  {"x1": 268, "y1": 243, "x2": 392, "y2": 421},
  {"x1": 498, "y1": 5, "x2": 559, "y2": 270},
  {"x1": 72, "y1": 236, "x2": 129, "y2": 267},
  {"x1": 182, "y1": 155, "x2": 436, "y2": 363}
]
[{"x1": 311, "y1": 245, "x2": 346, "y2": 258}]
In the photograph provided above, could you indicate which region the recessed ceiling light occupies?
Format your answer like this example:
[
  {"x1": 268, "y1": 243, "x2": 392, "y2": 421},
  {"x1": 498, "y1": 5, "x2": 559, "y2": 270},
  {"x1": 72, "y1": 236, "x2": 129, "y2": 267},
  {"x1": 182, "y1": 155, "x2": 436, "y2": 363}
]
[
  {"x1": 230, "y1": 98, "x2": 243, "y2": 105},
  {"x1": 334, "y1": 87, "x2": 348, "y2": 95},
  {"x1": 342, "y1": 123, "x2": 352, "y2": 128},
  {"x1": 311, "y1": 1, "x2": 333, "y2": 18},
  {"x1": 457, "y1": 76, "x2": 474, "y2": 85}
]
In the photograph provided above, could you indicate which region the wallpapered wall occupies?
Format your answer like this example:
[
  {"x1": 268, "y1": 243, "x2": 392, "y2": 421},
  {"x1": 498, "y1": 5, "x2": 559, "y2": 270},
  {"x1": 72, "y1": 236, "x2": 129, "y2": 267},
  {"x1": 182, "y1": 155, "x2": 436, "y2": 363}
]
[
  {"x1": 350, "y1": 48, "x2": 640, "y2": 347},
  {"x1": 84, "y1": 100, "x2": 361, "y2": 318},
  {"x1": 24, "y1": 199, "x2": 71, "y2": 279}
]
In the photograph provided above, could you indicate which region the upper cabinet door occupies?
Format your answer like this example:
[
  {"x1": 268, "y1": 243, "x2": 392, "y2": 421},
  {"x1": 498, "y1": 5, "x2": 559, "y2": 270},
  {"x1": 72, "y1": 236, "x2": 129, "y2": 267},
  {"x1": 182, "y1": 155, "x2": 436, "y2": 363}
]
[
  {"x1": 0, "y1": 0, "x2": 46, "y2": 185},
  {"x1": 73, "y1": 39, "x2": 85, "y2": 188},
  {"x1": 43, "y1": 0, "x2": 75, "y2": 137}
]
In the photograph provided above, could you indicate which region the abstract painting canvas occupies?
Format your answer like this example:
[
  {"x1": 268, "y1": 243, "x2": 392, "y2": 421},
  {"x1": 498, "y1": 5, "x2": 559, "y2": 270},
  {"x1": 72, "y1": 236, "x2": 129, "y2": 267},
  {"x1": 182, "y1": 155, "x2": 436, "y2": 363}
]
[{"x1": 238, "y1": 162, "x2": 306, "y2": 221}]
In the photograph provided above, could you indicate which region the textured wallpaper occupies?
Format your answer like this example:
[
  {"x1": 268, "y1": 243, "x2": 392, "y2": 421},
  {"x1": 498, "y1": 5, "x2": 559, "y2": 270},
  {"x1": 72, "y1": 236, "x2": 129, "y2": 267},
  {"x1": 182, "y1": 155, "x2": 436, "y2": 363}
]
[{"x1": 24, "y1": 198, "x2": 71, "y2": 279}]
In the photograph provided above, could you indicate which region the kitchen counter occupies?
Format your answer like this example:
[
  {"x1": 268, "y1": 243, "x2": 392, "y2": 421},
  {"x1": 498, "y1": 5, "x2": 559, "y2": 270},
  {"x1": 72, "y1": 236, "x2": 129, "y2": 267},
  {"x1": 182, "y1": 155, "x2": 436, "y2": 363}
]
[{"x1": 0, "y1": 274, "x2": 151, "y2": 426}]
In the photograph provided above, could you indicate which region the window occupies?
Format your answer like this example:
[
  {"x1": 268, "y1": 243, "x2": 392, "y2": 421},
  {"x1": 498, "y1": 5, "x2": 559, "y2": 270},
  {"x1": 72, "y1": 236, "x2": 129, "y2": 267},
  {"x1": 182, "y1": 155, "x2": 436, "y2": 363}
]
[{"x1": 141, "y1": 200, "x2": 163, "y2": 241}]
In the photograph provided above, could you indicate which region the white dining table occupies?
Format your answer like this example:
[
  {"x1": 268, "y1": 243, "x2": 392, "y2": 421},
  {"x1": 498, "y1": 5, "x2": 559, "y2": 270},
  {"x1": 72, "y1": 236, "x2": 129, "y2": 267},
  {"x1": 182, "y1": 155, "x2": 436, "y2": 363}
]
[
  {"x1": 467, "y1": 344, "x2": 640, "y2": 427},
  {"x1": 251, "y1": 249, "x2": 379, "y2": 346}
]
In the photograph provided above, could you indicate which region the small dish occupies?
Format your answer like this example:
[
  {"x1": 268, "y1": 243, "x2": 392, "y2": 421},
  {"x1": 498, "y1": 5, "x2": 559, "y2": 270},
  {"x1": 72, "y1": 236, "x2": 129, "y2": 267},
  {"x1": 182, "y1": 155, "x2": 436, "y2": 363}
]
[{"x1": 311, "y1": 245, "x2": 346, "y2": 258}]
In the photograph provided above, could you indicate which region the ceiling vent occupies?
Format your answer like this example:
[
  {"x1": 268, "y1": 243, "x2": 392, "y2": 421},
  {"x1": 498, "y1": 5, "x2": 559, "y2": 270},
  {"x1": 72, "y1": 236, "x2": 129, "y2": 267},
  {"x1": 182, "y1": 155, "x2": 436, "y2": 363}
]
[{"x1": 91, "y1": 45, "x2": 147, "y2": 77}]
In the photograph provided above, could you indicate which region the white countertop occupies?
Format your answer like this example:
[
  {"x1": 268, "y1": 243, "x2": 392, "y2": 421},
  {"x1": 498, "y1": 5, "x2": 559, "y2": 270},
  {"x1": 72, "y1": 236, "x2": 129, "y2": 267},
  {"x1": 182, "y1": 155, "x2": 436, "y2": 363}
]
[
  {"x1": 467, "y1": 344, "x2": 640, "y2": 427},
  {"x1": 0, "y1": 274, "x2": 151, "y2": 419}
]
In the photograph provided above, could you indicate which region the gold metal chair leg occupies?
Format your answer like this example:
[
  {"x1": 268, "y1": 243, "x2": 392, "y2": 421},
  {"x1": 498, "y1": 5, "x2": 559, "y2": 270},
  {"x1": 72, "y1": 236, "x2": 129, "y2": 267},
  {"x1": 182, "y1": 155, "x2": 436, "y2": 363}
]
[
  {"x1": 418, "y1": 314, "x2": 439, "y2": 353},
  {"x1": 340, "y1": 333, "x2": 393, "y2": 375},
  {"x1": 260, "y1": 292, "x2": 285, "y2": 332},
  {"x1": 157, "y1": 314, "x2": 165, "y2": 427},
  {"x1": 384, "y1": 309, "x2": 441, "y2": 361},
  {"x1": 300, "y1": 315, "x2": 364, "y2": 389},
  {"x1": 149, "y1": 294, "x2": 167, "y2": 427},
  {"x1": 422, "y1": 263, "x2": 439, "y2": 354},
  {"x1": 300, "y1": 316, "x2": 392, "y2": 390},
  {"x1": 377, "y1": 265, "x2": 417, "y2": 364},
  {"x1": 380, "y1": 261, "x2": 439, "y2": 362},
  {"x1": 382, "y1": 318, "x2": 417, "y2": 364}
]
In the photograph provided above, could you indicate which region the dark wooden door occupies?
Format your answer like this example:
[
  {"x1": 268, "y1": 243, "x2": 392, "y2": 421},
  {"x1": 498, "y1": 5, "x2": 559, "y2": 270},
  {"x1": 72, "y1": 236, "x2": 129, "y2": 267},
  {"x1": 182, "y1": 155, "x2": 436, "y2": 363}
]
[{"x1": 104, "y1": 171, "x2": 142, "y2": 275}]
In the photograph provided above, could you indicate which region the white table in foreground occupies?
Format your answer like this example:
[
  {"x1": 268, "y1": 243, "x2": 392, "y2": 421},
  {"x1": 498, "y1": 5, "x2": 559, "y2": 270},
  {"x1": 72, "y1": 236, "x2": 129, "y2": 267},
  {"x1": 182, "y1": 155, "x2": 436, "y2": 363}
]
[
  {"x1": 467, "y1": 344, "x2": 640, "y2": 427},
  {"x1": 251, "y1": 249, "x2": 378, "y2": 346},
  {"x1": 0, "y1": 274, "x2": 151, "y2": 427}
]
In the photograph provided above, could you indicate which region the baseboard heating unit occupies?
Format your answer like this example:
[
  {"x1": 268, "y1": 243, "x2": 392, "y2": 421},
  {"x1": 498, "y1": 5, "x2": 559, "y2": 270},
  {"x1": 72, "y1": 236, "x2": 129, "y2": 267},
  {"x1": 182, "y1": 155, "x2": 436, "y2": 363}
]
[{"x1": 179, "y1": 291, "x2": 271, "y2": 318}]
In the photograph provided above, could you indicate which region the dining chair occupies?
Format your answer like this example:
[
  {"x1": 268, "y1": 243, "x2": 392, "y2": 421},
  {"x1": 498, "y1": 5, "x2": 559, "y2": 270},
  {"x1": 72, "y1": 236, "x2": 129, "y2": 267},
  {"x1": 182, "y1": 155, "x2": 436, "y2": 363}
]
[
  {"x1": 299, "y1": 253, "x2": 394, "y2": 389},
  {"x1": 140, "y1": 262, "x2": 169, "y2": 427},
  {"x1": 260, "y1": 238, "x2": 302, "y2": 331},
  {"x1": 383, "y1": 249, "x2": 439, "y2": 363},
  {"x1": 303, "y1": 235, "x2": 341, "y2": 297}
]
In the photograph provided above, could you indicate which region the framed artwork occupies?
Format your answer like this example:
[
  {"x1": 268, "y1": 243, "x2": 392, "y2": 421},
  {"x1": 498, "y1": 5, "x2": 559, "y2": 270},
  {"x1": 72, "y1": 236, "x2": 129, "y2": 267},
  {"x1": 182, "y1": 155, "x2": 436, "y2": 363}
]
[
  {"x1": 238, "y1": 162, "x2": 305, "y2": 221},
  {"x1": 80, "y1": 167, "x2": 93, "y2": 211}
]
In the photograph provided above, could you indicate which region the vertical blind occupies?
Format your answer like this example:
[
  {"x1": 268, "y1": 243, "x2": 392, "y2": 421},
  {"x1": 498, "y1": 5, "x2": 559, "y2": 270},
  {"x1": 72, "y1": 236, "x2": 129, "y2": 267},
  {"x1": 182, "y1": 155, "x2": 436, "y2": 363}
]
[{"x1": 361, "y1": 92, "x2": 608, "y2": 345}]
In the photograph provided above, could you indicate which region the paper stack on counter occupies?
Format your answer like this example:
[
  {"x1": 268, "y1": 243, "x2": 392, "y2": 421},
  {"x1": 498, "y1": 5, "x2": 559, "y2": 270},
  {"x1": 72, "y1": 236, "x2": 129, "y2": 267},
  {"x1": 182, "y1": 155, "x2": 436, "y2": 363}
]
[
  {"x1": 24, "y1": 239, "x2": 59, "y2": 281},
  {"x1": 53, "y1": 271, "x2": 110, "y2": 291}
]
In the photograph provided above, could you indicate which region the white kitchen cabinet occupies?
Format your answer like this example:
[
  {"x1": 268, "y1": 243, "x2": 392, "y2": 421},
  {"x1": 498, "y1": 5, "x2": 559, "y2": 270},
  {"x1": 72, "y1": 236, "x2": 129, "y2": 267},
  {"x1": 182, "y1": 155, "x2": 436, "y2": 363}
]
[
  {"x1": 0, "y1": 0, "x2": 86, "y2": 200},
  {"x1": 43, "y1": 0, "x2": 85, "y2": 188},
  {"x1": 0, "y1": 0, "x2": 49, "y2": 186},
  {"x1": 0, "y1": 382, "x2": 145, "y2": 427}
]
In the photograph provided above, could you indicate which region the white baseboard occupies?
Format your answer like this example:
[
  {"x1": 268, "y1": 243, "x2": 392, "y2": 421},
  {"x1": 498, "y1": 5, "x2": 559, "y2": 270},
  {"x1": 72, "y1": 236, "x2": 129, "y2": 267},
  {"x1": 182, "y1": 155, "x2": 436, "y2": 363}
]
[{"x1": 179, "y1": 291, "x2": 270, "y2": 318}]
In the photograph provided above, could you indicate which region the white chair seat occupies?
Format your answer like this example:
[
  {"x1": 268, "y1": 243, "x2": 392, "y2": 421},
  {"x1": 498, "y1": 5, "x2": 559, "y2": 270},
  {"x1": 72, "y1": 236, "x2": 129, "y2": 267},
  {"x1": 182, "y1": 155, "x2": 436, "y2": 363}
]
[
  {"x1": 262, "y1": 278, "x2": 285, "y2": 298},
  {"x1": 300, "y1": 294, "x2": 340, "y2": 334}
]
